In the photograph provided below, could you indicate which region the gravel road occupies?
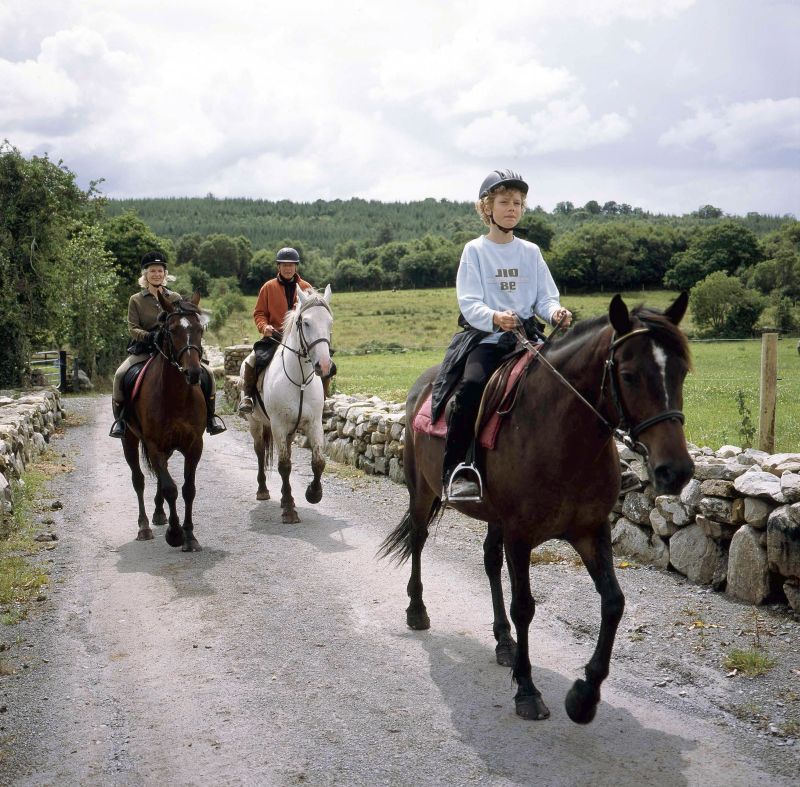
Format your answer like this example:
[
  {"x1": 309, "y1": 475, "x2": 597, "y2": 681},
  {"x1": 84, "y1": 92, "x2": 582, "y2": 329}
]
[{"x1": 0, "y1": 394, "x2": 798, "y2": 786}]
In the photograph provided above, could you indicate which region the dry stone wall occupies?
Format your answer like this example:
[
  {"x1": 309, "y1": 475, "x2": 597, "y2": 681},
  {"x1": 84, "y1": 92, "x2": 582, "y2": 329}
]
[{"x1": 0, "y1": 389, "x2": 65, "y2": 516}]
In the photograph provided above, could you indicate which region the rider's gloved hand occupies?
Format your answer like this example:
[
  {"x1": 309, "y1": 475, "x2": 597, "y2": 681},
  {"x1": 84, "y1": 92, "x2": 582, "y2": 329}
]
[{"x1": 147, "y1": 329, "x2": 159, "y2": 346}]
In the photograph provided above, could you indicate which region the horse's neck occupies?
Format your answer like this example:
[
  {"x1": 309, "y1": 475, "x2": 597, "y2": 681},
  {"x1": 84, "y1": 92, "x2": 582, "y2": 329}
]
[{"x1": 281, "y1": 322, "x2": 312, "y2": 368}]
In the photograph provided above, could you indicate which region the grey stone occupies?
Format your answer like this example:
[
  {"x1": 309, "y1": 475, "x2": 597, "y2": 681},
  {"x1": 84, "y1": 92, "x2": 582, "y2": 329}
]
[
  {"x1": 611, "y1": 518, "x2": 670, "y2": 569},
  {"x1": 697, "y1": 496, "x2": 735, "y2": 524},
  {"x1": 700, "y1": 479, "x2": 737, "y2": 498},
  {"x1": 696, "y1": 514, "x2": 738, "y2": 541},
  {"x1": 669, "y1": 523, "x2": 728, "y2": 585},
  {"x1": 767, "y1": 503, "x2": 800, "y2": 580},
  {"x1": 780, "y1": 472, "x2": 800, "y2": 503},
  {"x1": 693, "y1": 457, "x2": 748, "y2": 481},
  {"x1": 734, "y1": 470, "x2": 784, "y2": 501},
  {"x1": 727, "y1": 525, "x2": 774, "y2": 605},
  {"x1": 783, "y1": 582, "x2": 800, "y2": 613},
  {"x1": 622, "y1": 492, "x2": 653, "y2": 525},
  {"x1": 679, "y1": 478, "x2": 703, "y2": 510},
  {"x1": 650, "y1": 507, "x2": 678, "y2": 538},
  {"x1": 655, "y1": 494, "x2": 692, "y2": 526},
  {"x1": 743, "y1": 497, "x2": 774, "y2": 529}
]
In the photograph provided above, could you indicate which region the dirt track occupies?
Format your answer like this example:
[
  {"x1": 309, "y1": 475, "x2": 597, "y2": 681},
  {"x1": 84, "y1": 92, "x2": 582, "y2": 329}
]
[{"x1": 0, "y1": 395, "x2": 798, "y2": 786}]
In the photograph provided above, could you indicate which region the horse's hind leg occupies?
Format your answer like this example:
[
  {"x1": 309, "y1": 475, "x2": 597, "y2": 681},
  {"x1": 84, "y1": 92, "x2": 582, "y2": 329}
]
[
  {"x1": 564, "y1": 529, "x2": 624, "y2": 725},
  {"x1": 404, "y1": 487, "x2": 438, "y2": 630},
  {"x1": 485, "y1": 521, "x2": 516, "y2": 667},
  {"x1": 179, "y1": 442, "x2": 203, "y2": 552},
  {"x1": 505, "y1": 537, "x2": 550, "y2": 720},
  {"x1": 122, "y1": 435, "x2": 152, "y2": 541},
  {"x1": 305, "y1": 422, "x2": 325, "y2": 505},
  {"x1": 255, "y1": 425, "x2": 270, "y2": 501}
]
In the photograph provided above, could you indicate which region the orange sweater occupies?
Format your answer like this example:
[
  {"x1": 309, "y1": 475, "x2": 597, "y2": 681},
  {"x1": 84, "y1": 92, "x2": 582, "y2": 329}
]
[{"x1": 253, "y1": 274, "x2": 312, "y2": 335}]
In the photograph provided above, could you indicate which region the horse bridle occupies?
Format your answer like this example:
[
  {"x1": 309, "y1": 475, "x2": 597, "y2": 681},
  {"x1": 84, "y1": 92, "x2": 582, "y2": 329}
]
[
  {"x1": 154, "y1": 307, "x2": 203, "y2": 375},
  {"x1": 515, "y1": 323, "x2": 685, "y2": 456}
]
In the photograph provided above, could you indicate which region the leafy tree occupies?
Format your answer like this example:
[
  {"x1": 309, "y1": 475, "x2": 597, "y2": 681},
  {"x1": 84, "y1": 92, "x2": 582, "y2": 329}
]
[
  {"x1": 691, "y1": 271, "x2": 765, "y2": 337},
  {"x1": 197, "y1": 233, "x2": 240, "y2": 278},
  {"x1": 103, "y1": 211, "x2": 167, "y2": 289},
  {"x1": 176, "y1": 232, "x2": 202, "y2": 264},
  {"x1": 173, "y1": 262, "x2": 210, "y2": 297},
  {"x1": 60, "y1": 224, "x2": 120, "y2": 378},
  {"x1": 693, "y1": 205, "x2": 724, "y2": 219},
  {"x1": 517, "y1": 214, "x2": 556, "y2": 251},
  {"x1": 664, "y1": 221, "x2": 762, "y2": 290},
  {"x1": 553, "y1": 201, "x2": 574, "y2": 216},
  {"x1": 242, "y1": 249, "x2": 274, "y2": 295},
  {"x1": 584, "y1": 200, "x2": 602, "y2": 215},
  {"x1": 333, "y1": 258, "x2": 371, "y2": 291},
  {"x1": 0, "y1": 143, "x2": 97, "y2": 386}
]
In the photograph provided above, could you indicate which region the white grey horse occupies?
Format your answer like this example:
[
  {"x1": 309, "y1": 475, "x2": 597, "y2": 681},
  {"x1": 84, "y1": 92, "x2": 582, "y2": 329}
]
[{"x1": 241, "y1": 285, "x2": 333, "y2": 523}]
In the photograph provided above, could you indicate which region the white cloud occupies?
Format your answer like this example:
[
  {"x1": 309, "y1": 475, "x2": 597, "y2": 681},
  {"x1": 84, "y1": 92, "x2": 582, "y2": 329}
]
[{"x1": 659, "y1": 98, "x2": 800, "y2": 160}]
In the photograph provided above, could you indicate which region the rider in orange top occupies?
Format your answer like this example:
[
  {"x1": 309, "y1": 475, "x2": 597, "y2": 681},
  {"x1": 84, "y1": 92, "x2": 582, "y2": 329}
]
[{"x1": 238, "y1": 247, "x2": 312, "y2": 414}]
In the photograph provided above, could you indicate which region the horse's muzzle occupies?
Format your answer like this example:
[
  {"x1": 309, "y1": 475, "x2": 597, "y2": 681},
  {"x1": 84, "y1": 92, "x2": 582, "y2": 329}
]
[{"x1": 652, "y1": 457, "x2": 694, "y2": 495}]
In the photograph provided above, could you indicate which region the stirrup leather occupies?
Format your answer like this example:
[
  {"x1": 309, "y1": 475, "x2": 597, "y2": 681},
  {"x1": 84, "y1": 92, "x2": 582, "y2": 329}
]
[{"x1": 445, "y1": 462, "x2": 483, "y2": 503}]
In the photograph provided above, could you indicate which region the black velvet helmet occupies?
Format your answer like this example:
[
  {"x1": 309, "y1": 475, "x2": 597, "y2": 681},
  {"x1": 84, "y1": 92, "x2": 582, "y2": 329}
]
[
  {"x1": 140, "y1": 251, "x2": 167, "y2": 269},
  {"x1": 478, "y1": 169, "x2": 529, "y2": 199},
  {"x1": 275, "y1": 247, "x2": 300, "y2": 264}
]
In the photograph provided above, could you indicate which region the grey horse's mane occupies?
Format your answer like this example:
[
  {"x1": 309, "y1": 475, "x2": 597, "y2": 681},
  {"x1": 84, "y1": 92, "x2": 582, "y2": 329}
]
[{"x1": 280, "y1": 287, "x2": 331, "y2": 337}]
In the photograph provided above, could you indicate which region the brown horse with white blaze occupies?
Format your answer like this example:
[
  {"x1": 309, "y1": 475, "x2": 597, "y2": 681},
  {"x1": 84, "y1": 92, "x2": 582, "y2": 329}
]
[
  {"x1": 380, "y1": 292, "x2": 694, "y2": 723},
  {"x1": 120, "y1": 291, "x2": 208, "y2": 551}
]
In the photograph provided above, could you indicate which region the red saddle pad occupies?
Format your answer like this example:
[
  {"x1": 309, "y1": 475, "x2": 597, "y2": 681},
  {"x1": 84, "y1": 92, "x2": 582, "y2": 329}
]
[{"x1": 412, "y1": 352, "x2": 534, "y2": 450}]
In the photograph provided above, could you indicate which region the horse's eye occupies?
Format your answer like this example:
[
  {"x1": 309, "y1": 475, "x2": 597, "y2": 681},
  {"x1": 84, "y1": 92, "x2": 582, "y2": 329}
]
[{"x1": 620, "y1": 371, "x2": 636, "y2": 385}]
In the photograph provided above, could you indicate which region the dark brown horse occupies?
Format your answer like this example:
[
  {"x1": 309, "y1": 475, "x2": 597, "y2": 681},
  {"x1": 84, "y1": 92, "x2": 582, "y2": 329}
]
[
  {"x1": 121, "y1": 291, "x2": 207, "y2": 551},
  {"x1": 380, "y1": 293, "x2": 694, "y2": 723}
]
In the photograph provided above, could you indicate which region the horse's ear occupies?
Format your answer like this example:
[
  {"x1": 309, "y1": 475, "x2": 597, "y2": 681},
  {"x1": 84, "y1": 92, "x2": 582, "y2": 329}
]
[
  {"x1": 608, "y1": 294, "x2": 632, "y2": 334},
  {"x1": 190, "y1": 291, "x2": 201, "y2": 307},
  {"x1": 663, "y1": 291, "x2": 689, "y2": 325},
  {"x1": 323, "y1": 283, "x2": 332, "y2": 303},
  {"x1": 297, "y1": 287, "x2": 309, "y2": 305},
  {"x1": 157, "y1": 289, "x2": 174, "y2": 312}
]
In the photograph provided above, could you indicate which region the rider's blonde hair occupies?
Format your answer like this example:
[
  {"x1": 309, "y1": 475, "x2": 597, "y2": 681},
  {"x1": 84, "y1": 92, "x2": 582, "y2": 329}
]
[
  {"x1": 138, "y1": 269, "x2": 177, "y2": 288},
  {"x1": 475, "y1": 185, "x2": 528, "y2": 226}
]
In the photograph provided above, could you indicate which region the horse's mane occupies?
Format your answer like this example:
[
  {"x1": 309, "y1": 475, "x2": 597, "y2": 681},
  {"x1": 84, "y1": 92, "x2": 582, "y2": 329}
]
[
  {"x1": 548, "y1": 303, "x2": 690, "y2": 366},
  {"x1": 280, "y1": 287, "x2": 331, "y2": 337}
]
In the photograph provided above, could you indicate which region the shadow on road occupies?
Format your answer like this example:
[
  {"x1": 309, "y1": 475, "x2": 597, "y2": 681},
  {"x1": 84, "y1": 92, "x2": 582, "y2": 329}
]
[
  {"x1": 114, "y1": 537, "x2": 229, "y2": 598},
  {"x1": 411, "y1": 628, "x2": 692, "y2": 786},
  {"x1": 247, "y1": 502, "x2": 356, "y2": 554}
]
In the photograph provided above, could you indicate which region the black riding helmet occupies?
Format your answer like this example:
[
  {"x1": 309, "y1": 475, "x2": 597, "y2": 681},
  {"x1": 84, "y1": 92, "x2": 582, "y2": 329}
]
[
  {"x1": 140, "y1": 251, "x2": 167, "y2": 269},
  {"x1": 478, "y1": 169, "x2": 529, "y2": 199},
  {"x1": 275, "y1": 247, "x2": 300, "y2": 264}
]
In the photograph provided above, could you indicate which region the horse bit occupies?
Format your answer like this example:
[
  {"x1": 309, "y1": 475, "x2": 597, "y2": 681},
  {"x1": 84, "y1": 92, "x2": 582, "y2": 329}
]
[
  {"x1": 154, "y1": 307, "x2": 203, "y2": 376},
  {"x1": 512, "y1": 321, "x2": 685, "y2": 458}
]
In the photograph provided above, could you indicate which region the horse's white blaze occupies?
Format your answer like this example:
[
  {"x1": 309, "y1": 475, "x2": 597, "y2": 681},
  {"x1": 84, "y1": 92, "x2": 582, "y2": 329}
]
[
  {"x1": 652, "y1": 343, "x2": 670, "y2": 408},
  {"x1": 179, "y1": 317, "x2": 191, "y2": 330}
]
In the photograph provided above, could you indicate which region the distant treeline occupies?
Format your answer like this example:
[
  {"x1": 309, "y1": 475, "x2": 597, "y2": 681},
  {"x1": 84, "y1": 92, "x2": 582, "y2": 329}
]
[{"x1": 105, "y1": 195, "x2": 791, "y2": 257}]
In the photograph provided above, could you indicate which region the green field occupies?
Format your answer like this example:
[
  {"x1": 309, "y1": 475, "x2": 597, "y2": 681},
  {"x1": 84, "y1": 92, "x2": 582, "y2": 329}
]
[{"x1": 206, "y1": 288, "x2": 799, "y2": 452}]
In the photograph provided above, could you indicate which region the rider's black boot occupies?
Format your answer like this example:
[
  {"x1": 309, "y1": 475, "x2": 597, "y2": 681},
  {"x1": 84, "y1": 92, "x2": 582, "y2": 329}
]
[
  {"x1": 441, "y1": 400, "x2": 482, "y2": 502},
  {"x1": 205, "y1": 392, "x2": 227, "y2": 435},
  {"x1": 238, "y1": 362, "x2": 256, "y2": 416},
  {"x1": 109, "y1": 400, "x2": 126, "y2": 439}
]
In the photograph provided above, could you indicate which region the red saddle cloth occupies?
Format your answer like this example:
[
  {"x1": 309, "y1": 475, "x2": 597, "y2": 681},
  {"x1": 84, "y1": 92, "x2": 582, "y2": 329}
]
[
  {"x1": 412, "y1": 351, "x2": 537, "y2": 449},
  {"x1": 130, "y1": 356, "x2": 156, "y2": 403}
]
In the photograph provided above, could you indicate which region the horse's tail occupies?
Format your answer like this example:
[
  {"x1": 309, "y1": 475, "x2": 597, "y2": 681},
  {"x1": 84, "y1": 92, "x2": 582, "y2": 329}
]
[
  {"x1": 140, "y1": 441, "x2": 154, "y2": 474},
  {"x1": 262, "y1": 424, "x2": 273, "y2": 469},
  {"x1": 377, "y1": 498, "x2": 442, "y2": 565}
]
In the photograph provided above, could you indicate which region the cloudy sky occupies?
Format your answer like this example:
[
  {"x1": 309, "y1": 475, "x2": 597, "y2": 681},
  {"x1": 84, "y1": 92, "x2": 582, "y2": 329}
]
[{"x1": 2, "y1": 0, "x2": 798, "y2": 215}]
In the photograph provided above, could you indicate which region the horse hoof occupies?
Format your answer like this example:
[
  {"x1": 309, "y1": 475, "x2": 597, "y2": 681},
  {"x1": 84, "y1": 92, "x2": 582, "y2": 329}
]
[
  {"x1": 152, "y1": 511, "x2": 167, "y2": 527},
  {"x1": 565, "y1": 678, "x2": 599, "y2": 725},
  {"x1": 495, "y1": 641, "x2": 517, "y2": 668},
  {"x1": 182, "y1": 539, "x2": 202, "y2": 552},
  {"x1": 406, "y1": 607, "x2": 430, "y2": 630},
  {"x1": 282, "y1": 510, "x2": 300, "y2": 524},
  {"x1": 136, "y1": 528, "x2": 154, "y2": 541},
  {"x1": 515, "y1": 692, "x2": 550, "y2": 721},
  {"x1": 305, "y1": 485, "x2": 322, "y2": 504},
  {"x1": 165, "y1": 526, "x2": 184, "y2": 548},
  {"x1": 257, "y1": 489, "x2": 270, "y2": 501}
]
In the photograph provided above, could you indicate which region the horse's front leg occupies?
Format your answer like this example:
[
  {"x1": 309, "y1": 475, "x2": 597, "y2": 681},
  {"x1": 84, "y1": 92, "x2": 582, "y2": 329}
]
[
  {"x1": 565, "y1": 528, "x2": 625, "y2": 724},
  {"x1": 179, "y1": 441, "x2": 203, "y2": 552},
  {"x1": 304, "y1": 420, "x2": 325, "y2": 504},
  {"x1": 121, "y1": 435, "x2": 152, "y2": 541},
  {"x1": 505, "y1": 536, "x2": 550, "y2": 720},
  {"x1": 485, "y1": 521, "x2": 516, "y2": 667},
  {"x1": 151, "y1": 452, "x2": 182, "y2": 548},
  {"x1": 276, "y1": 432, "x2": 299, "y2": 524}
]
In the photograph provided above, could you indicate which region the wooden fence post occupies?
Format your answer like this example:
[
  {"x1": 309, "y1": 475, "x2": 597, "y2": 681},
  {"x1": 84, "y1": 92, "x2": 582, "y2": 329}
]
[{"x1": 758, "y1": 332, "x2": 778, "y2": 453}]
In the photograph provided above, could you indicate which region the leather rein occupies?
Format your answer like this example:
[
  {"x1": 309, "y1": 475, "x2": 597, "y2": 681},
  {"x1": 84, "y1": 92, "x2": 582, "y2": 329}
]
[
  {"x1": 512, "y1": 321, "x2": 685, "y2": 457},
  {"x1": 154, "y1": 306, "x2": 204, "y2": 377}
]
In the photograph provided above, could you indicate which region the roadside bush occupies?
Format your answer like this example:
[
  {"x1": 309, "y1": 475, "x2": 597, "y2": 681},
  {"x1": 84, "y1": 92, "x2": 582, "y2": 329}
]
[{"x1": 691, "y1": 271, "x2": 766, "y2": 338}]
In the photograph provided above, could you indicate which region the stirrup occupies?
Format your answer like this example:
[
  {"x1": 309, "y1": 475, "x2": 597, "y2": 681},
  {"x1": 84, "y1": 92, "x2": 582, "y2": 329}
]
[
  {"x1": 109, "y1": 418, "x2": 126, "y2": 438},
  {"x1": 238, "y1": 396, "x2": 254, "y2": 415},
  {"x1": 444, "y1": 462, "x2": 483, "y2": 503},
  {"x1": 207, "y1": 416, "x2": 227, "y2": 435}
]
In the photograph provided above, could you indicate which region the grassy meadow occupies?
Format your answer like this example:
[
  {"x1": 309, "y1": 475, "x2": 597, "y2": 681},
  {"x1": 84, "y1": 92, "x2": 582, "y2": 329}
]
[{"x1": 205, "y1": 288, "x2": 799, "y2": 453}]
